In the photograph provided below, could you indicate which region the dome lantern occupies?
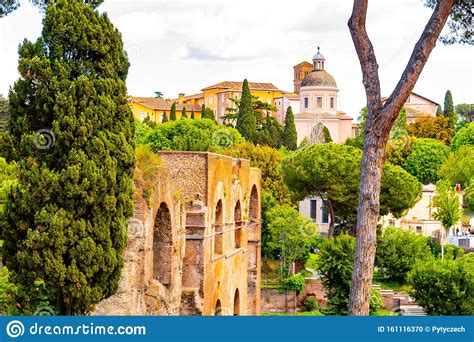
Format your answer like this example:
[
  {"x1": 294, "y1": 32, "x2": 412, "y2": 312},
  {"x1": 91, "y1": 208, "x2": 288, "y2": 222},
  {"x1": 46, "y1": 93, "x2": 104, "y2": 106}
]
[{"x1": 312, "y1": 46, "x2": 325, "y2": 71}]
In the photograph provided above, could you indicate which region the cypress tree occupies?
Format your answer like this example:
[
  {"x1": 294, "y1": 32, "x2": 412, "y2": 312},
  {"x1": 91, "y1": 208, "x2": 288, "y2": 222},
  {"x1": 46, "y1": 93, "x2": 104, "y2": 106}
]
[
  {"x1": 201, "y1": 105, "x2": 217, "y2": 123},
  {"x1": 282, "y1": 106, "x2": 297, "y2": 150},
  {"x1": 162, "y1": 112, "x2": 168, "y2": 123},
  {"x1": 181, "y1": 106, "x2": 187, "y2": 119},
  {"x1": 170, "y1": 102, "x2": 177, "y2": 121},
  {"x1": 201, "y1": 104, "x2": 205, "y2": 119},
  {"x1": 443, "y1": 90, "x2": 456, "y2": 129},
  {"x1": 1, "y1": 0, "x2": 134, "y2": 314},
  {"x1": 436, "y1": 105, "x2": 443, "y2": 116},
  {"x1": 236, "y1": 79, "x2": 256, "y2": 142},
  {"x1": 191, "y1": 109, "x2": 195, "y2": 119}
]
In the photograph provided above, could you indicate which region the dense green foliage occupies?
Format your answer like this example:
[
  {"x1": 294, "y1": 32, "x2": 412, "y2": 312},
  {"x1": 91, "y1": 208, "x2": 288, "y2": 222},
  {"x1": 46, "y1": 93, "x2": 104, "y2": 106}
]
[
  {"x1": 266, "y1": 205, "x2": 318, "y2": 277},
  {"x1": 455, "y1": 103, "x2": 473, "y2": 123},
  {"x1": 408, "y1": 258, "x2": 474, "y2": 315},
  {"x1": 403, "y1": 138, "x2": 449, "y2": 184},
  {"x1": 0, "y1": 0, "x2": 103, "y2": 18},
  {"x1": 257, "y1": 113, "x2": 283, "y2": 148},
  {"x1": 316, "y1": 233, "x2": 355, "y2": 315},
  {"x1": 282, "y1": 107, "x2": 297, "y2": 150},
  {"x1": 375, "y1": 227, "x2": 432, "y2": 282},
  {"x1": 438, "y1": 145, "x2": 474, "y2": 188},
  {"x1": 0, "y1": 158, "x2": 17, "y2": 212},
  {"x1": 443, "y1": 90, "x2": 456, "y2": 129},
  {"x1": 0, "y1": 0, "x2": 134, "y2": 314},
  {"x1": 169, "y1": 103, "x2": 177, "y2": 121},
  {"x1": 235, "y1": 79, "x2": 256, "y2": 142},
  {"x1": 423, "y1": 0, "x2": 473, "y2": 44},
  {"x1": 201, "y1": 105, "x2": 216, "y2": 123},
  {"x1": 450, "y1": 122, "x2": 474, "y2": 151},
  {"x1": 464, "y1": 178, "x2": 474, "y2": 210},
  {"x1": 385, "y1": 136, "x2": 416, "y2": 167},
  {"x1": 432, "y1": 180, "x2": 463, "y2": 233},
  {"x1": 406, "y1": 116, "x2": 454, "y2": 144},
  {"x1": 282, "y1": 144, "x2": 421, "y2": 234},
  {"x1": 219, "y1": 142, "x2": 294, "y2": 205},
  {"x1": 143, "y1": 119, "x2": 244, "y2": 152}
]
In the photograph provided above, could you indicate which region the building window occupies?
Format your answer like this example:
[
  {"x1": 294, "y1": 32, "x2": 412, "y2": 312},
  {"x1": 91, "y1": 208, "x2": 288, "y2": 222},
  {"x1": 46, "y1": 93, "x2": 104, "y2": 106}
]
[
  {"x1": 321, "y1": 205, "x2": 329, "y2": 224},
  {"x1": 317, "y1": 97, "x2": 323, "y2": 108},
  {"x1": 304, "y1": 97, "x2": 309, "y2": 108},
  {"x1": 416, "y1": 226, "x2": 422, "y2": 234},
  {"x1": 389, "y1": 219, "x2": 396, "y2": 227},
  {"x1": 330, "y1": 97, "x2": 335, "y2": 109},
  {"x1": 310, "y1": 200, "x2": 317, "y2": 222}
]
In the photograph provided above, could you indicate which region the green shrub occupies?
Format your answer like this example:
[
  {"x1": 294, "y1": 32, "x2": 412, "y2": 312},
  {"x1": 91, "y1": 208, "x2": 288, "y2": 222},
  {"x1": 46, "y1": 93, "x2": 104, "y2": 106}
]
[
  {"x1": 407, "y1": 258, "x2": 474, "y2": 315},
  {"x1": 316, "y1": 233, "x2": 355, "y2": 315},
  {"x1": 143, "y1": 118, "x2": 243, "y2": 152},
  {"x1": 369, "y1": 289, "x2": 384, "y2": 315},
  {"x1": 376, "y1": 227, "x2": 432, "y2": 282},
  {"x1": 450, "y1": 122, "x2": 474, "y2": 151},
  {"x1": 303, "y1": 296, "x2": 319, "y2": 311},
  {"x1": 282, "y1": 275, "x2": 306, "y2": 295}
]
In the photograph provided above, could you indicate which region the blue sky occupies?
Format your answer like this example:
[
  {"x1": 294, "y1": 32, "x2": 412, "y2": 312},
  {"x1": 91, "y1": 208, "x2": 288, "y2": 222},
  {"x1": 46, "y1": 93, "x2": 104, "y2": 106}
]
[{"x1": 0, "y1": 0, "x2": 472, "y2": 117}]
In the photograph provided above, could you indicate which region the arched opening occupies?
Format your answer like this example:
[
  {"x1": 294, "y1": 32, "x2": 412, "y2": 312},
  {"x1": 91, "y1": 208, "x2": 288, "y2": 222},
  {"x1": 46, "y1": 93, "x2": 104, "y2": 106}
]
[
  {"x1": 214, "y1": 200, "x2": 223, "y2": 255},
  {"x1": 249, "y1": 186, "x2": 259, "y2": 223},
  {"x1": 153, "y1": 202, "x2": 172, "y2": 284},
  {"x1": 213, "y1": 299, "x2": 222, "y2": 316},
  {"x1": 234, "y1": 200, "x2": 242, "y2": 248},
  {"x1": 233, "y1": 289, "x2": 240, "y2": 316}
]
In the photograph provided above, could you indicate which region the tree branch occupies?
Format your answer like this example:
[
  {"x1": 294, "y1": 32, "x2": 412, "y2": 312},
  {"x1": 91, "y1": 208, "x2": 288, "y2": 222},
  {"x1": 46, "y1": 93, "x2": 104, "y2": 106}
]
[
  {"x1": 381, "y1": 0, "x2": 454, "y2": 127},
  {"x1": 348, "y1": 0, "x2": 382, "y2": 116}
]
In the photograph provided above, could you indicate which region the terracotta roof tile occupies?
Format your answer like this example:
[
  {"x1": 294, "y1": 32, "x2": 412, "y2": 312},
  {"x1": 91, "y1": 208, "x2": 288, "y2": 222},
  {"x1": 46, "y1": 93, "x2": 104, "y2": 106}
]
[
  {"x1": 201, "y1": 81, "x2": 280, "y2": 92},
  {"x1": 129, "y1": 96, "x2": 202, "y2": 111}
]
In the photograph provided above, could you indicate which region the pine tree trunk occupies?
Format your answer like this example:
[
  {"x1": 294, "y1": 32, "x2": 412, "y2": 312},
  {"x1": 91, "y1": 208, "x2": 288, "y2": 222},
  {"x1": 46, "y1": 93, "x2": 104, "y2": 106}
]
[
  {"x1": 347, "y1": 0, "x2": 453, "y2": 315},
  {"x1": 348, "y1": 127, "x2": 386, "y2": 315}
]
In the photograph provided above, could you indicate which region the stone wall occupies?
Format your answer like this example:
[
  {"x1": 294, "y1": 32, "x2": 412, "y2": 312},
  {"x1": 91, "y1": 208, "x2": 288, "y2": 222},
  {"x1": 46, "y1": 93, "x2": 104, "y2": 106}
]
[
  {"x1": 261, "y1": 279, "x2": 327, "y2": 314},
  {"x1": 93, "y1": 152, "x2": 262, "y2": 316}
]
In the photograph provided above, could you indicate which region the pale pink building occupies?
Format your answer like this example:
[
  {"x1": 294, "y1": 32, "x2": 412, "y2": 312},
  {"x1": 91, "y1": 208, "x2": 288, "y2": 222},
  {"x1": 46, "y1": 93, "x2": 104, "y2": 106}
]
[{"x1": 293, "y1": 48, "x2": 354, "y2": 144}]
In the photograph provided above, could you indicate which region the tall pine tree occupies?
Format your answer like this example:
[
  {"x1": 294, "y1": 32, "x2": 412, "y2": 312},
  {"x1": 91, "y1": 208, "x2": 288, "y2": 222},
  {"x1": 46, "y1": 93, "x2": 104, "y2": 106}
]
[
  {"x1": 1, "y1": 0, "x2": 134, "y2": 315},
  {"x1": 169, "y1": 103, "x2": 177, "y2": 121},
  {"x1": 181, "y1": 106, "x2": 187, "y2": 119},
  {"x1": 236, "y1": 79, "x2": 256, "y2": 142},
  {"x1": 282, "y1": 106, "x2": 297, "y2": 150},
  {"x1": 443, "y1": 90, "x2": 456, "y2": 129}
]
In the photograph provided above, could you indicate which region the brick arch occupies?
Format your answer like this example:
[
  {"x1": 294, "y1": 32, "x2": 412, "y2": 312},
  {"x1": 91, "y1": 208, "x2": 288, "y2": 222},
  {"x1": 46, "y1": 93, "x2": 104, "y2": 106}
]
[
  {"x1": 233, "y1": 289, "x2": 240, "y2": 316},
  {"x1": 153, "y1": 202, "x2": 172, "y2": 285},
  {"x1": 249, "y1": 185, "x2": 259, "y2": 223}
]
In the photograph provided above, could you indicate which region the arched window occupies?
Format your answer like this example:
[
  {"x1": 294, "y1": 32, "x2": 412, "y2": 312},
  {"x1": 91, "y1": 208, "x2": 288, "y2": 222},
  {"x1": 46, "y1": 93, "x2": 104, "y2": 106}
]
[
  {"x1": 233, "y1": 289, "x2": 240, "y2": 316},
  {"x1": 234, "y1": 201, "x2": 242, "y2": 248},
  {"x1": 249, "y1": 186, "x2": 259, "y2": 223},
  {"x1": 153, "y1": 202, "x2": 172, "y2": 285},
  {"x1": 214, "y1": 200, "x2": 223, "y2": 255},
  {"x1": 213, "y1": 299, "x2": 222, "y2": 316}
]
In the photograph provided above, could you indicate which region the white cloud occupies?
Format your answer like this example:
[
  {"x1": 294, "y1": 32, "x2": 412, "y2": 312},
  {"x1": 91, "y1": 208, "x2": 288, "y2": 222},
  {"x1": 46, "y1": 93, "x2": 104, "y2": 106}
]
[{"x1": 0, "y1": 0, "x2": 472, "y2": 117}]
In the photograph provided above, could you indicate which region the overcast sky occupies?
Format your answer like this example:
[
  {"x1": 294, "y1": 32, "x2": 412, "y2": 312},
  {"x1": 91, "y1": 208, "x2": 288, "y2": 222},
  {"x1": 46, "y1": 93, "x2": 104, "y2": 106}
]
[{"x1": 0, "y1": 0, "x2": 472, "y2": 117}]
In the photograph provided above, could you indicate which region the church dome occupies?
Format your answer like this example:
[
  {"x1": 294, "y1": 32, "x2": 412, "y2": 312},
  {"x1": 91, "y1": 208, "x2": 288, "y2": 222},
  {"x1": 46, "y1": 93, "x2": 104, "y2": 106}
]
[{"x1": 301, "y1": 70, "x2": 337, "y2": 88}]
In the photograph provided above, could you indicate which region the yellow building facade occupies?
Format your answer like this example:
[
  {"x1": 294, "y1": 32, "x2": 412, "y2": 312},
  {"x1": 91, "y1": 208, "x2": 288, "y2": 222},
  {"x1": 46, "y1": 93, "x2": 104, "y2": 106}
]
[
  {"x1": 129, "y1": 96, "x2": 202, "y2": 123},
  {"x1": 129, "y1": 81, "x2": 284, "y2": 124}
]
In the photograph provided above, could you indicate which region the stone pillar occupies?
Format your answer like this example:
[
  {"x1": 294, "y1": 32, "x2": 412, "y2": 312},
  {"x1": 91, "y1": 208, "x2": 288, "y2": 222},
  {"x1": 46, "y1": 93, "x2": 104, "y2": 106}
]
[{"x1": 247, "y1": 220, "x2": 261, "y2": 315}]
